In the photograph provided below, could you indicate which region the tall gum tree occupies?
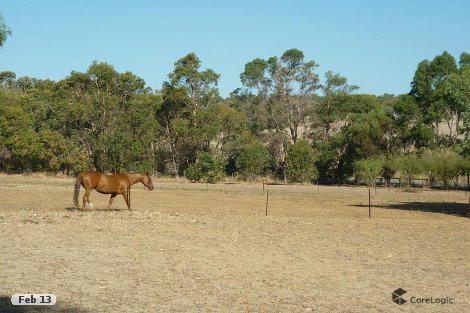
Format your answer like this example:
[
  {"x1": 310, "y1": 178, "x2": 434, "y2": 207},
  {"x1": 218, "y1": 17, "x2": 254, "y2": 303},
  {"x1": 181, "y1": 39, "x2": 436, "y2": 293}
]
[
  {"x1": 160, "y1": 53, "x2": 221, "y2": 177},
  {"x1": 410, "y1": 51, "x2": 458, "y2": 141},
  {"x1": 240, "y1": 49, "x2": 320, "y2": 179},
  {"x1": 0, "y1": 14, "x2": 12, "y2": 47}
]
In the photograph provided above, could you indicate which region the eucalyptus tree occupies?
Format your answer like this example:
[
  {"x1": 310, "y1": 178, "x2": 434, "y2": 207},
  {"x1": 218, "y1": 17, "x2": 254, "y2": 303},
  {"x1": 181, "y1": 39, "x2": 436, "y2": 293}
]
[
  {"x1": 0, "y1": 14, "x2": 12, "y2": 47},
  {"x1": 240, "y1": 49, "x2": 320, "y2": 179},
  {"x1": 57, "y1": 61, "x2": 159, "y2": 172},
  {"x1": 0, "y1": 92, "x2": 47, "y2": 171},
  {"x1": 456, "y1": 112, "x2": 470, "y2": 158},
  {"x1": 437, "y1": 56, "x2": 470, "y2": 146},
  {"x1": 0, "y1": 71, "x2": 16, "y2": 89},
  {"x1": 168, "y1": 53, "x2": 220, "y2": 119},
  {"x1": 159, "y1": 53, "x2": 221, "y2": 176},
  {"x1": 314, "y1": 71, "x2": 358, "y2": 141},
  {"x1": 389, "y1": 94, "x2": 433, "y2": 152},
  {"x1": 337, "y1": 95, "x2": 394, "y2": 178},
  {"x1": 241, "y1": 49, "x2": 320, "y2": 143},
  {"x1": 156, "y1": 84, "x2": 188, "y2": 177},
  {"x1": 59, "y1": 62, "x2": 126, "y2": 170},
  {"x1": 410, "y1": 51, "x2": 458, "y2": 140},
  {"x1": 460, "y1": 52, "x2": 470, "y2": 68}
]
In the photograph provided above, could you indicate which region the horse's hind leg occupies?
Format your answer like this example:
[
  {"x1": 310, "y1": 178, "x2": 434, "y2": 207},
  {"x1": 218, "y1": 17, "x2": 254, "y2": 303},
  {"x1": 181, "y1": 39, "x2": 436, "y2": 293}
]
[
  {"x1": 107, "y1": 194, "x2": 117, "y2": 210},
  {"x1": 82, "y1": 189, "x2": 92, "y2": 210}
]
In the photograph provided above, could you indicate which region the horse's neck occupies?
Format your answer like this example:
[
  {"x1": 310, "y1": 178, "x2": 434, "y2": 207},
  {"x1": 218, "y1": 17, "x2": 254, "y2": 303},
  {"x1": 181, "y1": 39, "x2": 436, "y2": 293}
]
[{"x1": 127, "y1": 174, "x2": 142, "y2": 186}]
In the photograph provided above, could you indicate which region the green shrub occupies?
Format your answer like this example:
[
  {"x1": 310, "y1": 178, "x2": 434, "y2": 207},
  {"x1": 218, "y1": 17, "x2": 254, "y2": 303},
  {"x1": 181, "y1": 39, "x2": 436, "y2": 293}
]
[
  {"x1": 285, "y1": 140, "x2": 318, "y2": 183},
  {"x1": 390, "y1": 153, "x2": 422, "y2": 187},
  {"x1": 353, "y1": 157, "x2": 384, "y2": 187},
  {"x1": 235, "y1": 142, "x2": 270, "y2": 180},
  {"x1": 185, "y1": 152, "x2": 225, "y2": 183},
  {"x1": 421, "y1": 149, "x2": 461, "y2": 188}
]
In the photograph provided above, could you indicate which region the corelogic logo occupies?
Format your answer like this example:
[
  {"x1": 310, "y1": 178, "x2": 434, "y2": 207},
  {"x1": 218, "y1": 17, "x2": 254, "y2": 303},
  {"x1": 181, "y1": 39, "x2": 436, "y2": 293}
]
[
  {"x1": 392, "y1": 288, "x2": 407, "y2": 305},
  {"x1": 391, "y1": 287, "x2": 454, "y2": 305}
]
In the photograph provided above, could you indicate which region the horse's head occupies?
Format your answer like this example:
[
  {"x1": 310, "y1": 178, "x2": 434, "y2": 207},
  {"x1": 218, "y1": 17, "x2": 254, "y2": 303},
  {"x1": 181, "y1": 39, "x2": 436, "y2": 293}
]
[{"x1": 143, "y1": 173, "x2": 154, "y2": 191}]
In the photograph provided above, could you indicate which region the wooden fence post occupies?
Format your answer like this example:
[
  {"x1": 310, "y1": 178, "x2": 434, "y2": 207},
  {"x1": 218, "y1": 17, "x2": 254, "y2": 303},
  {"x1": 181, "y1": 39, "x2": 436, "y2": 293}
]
[{"x1": 265, "y1": 190, "x2": 270, "y2": 216}]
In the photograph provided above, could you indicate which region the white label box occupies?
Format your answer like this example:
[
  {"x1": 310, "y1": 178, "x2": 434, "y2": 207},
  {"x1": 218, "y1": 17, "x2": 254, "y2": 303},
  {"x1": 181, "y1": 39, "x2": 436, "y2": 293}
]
[{"x1": 11, "y1": 294, "x2": 56, "y2": 306}]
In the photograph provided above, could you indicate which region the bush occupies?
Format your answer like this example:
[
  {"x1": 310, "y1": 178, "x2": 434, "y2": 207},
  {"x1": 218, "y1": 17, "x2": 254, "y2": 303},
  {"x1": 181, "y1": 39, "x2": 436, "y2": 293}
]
[
  {"x1": 235, "y1": 142, "x2": 270, "y2": 181},
  {"x1": 353, "y1": 157, "x2": 384, "y2": 187},
  {"x1": 421, "y1": 149, "x2": 461, "y2": 188},
  {"x1": 457, "y1": 156, "x2": 470, "y2": 178},
  {"x1": 390, "y1": 153, "x2": 422, "y2": 187},
  {"x1": 285, "y1": 140, "x2": 318, "y2": 183},
  {"x1": 185, "y1": 152, "x2": 225, "y2": 183}
]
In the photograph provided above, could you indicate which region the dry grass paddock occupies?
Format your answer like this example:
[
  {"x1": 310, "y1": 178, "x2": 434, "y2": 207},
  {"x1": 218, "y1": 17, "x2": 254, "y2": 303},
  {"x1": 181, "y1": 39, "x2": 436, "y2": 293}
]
[{"x1": 0, "y1": 174, "x2": 469, "y2": 312}]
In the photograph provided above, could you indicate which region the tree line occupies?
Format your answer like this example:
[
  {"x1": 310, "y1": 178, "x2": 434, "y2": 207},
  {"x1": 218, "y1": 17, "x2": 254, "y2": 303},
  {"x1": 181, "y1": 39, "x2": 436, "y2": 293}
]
[{"x1": 0, "y1": 17, "x2": 469, "y2": 186}]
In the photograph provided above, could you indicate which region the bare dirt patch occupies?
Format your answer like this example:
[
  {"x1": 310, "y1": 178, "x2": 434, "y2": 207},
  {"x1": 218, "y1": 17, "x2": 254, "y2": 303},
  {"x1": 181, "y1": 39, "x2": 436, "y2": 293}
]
[{"x1": 0, "y1": 174, "x2": 469, "y2": 312}]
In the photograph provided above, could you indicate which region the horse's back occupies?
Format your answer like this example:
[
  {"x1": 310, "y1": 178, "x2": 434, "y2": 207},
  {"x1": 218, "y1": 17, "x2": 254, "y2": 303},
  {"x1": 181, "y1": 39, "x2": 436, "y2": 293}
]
[
  {"x1": 80, "y1": 171, "x2": 104, "y2": 178},
  {"x1": 76, "y1": 171, "x2": 105, "y2": 189},
  {"x1": 78, "y1": 171, "x2": 130, "y2": 193},
  {"x1": 102, "y1": 173, "x2": 130, "y2": 193}
]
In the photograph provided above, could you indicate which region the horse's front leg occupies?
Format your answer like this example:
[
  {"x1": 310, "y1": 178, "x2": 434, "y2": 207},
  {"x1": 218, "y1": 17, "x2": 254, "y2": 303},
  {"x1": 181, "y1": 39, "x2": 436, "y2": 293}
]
[{"x1": 122, "y1": 190, "x2": 131, "y2": 210}]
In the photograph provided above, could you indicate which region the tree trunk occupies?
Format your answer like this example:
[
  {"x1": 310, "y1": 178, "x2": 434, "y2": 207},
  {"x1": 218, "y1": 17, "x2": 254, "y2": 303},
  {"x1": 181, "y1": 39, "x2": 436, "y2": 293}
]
[
  {"x1": 169, "y1": 142, "x2": 179, "y2": 179},
  {"x1": 467, "y1": 173, "x2": 469, "y2": 192}
]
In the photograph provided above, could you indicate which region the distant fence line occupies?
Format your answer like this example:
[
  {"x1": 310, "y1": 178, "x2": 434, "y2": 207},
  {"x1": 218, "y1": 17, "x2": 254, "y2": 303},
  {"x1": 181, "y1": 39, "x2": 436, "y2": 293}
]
[
  {"x1": 1, "y1": 171, "x2": 469, "y2": 191},
  {"x1": 311, "y1": 178, "x2": 470, "y2": 190},
  {"x1": 1, "y1": 175, "x2": 469, "y2": 219}
]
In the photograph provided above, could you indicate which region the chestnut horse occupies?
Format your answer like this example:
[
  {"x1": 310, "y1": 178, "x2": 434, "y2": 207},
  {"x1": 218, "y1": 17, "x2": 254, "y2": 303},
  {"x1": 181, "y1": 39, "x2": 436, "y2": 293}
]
[{"x1": 73, "y1": 171, "x2": 154, "y2": 210}]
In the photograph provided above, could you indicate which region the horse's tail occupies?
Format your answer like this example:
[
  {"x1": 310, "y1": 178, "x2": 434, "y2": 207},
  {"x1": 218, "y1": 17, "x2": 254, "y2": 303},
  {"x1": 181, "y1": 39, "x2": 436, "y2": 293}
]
[{"x1": 73, "y1": 173, "x2": 83, "y2": 208}]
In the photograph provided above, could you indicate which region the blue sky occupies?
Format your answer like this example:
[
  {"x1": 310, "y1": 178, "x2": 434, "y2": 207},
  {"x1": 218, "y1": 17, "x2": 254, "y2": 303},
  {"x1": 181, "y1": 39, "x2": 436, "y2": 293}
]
[{"x1": 1, "y1": 0, "x2": 469, "y2": 97}]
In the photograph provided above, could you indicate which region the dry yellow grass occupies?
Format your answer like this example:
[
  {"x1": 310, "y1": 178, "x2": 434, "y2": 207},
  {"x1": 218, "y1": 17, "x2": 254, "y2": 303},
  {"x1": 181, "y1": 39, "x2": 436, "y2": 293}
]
[{"x1": 0, "y1": 174, "x2": 469, "y2": 312}]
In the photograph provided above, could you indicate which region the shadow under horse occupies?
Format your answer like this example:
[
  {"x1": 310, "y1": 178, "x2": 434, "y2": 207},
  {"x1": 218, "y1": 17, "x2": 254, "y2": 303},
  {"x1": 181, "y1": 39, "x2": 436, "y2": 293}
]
[{"x1": 73, "y1": 171, "x2": 154, "y2": 210}]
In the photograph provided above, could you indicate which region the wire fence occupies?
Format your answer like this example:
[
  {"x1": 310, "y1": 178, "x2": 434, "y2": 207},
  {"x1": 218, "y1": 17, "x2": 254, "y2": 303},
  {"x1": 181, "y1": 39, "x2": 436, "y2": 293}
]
[
  {"x1": 1, "y1": 169, "x2": 469, "y2": 191},
  {"x1": 1, "y1": 176, "x2": 469, "y2": 219}
]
